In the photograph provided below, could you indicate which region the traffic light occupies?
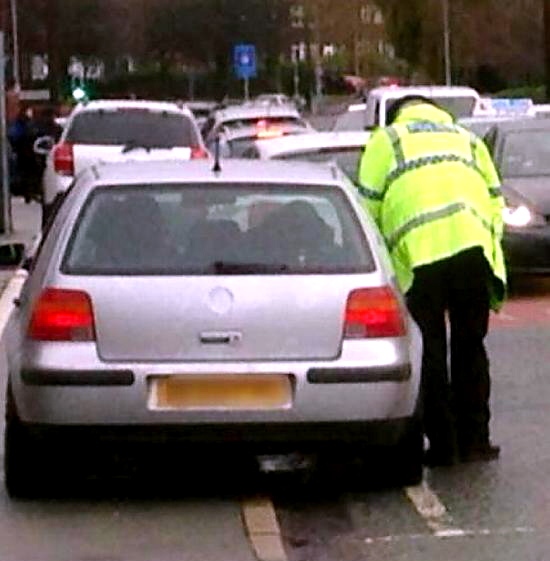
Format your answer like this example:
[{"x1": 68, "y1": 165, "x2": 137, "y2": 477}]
[{"x1": 70, "y1": 77, "x2": 89, "y2": 102}]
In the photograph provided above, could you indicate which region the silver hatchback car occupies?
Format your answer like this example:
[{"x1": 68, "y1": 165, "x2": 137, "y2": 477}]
[{"x1": 5, "y1": 159, "x2": 422, "y2": 496}]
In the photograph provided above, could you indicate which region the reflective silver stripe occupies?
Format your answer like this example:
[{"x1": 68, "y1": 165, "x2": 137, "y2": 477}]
[
  {"x1": 469, "y1": 133, "x2": 478, "y2": 166},
  {"x1": 488, "y1": 186, "x2": 501, "y2": 198},
  {"x1": 357, "y1": 184, "x2": 384, "y2": 201},
  {"x1": 468, "y1": 205, "x2": 494, "y2": 233},
  {"x1": 386, "y1": 126, "x2": 405, "y2": 167},
  {"x1": 384, "y1": 154, "x2": 483, "y2": 192},
  {"x1": 387, "y1": 202, "x2": 495, "y2": 252},
  {"x1": 406, "y1": 122, "x2": 460, "y2": 134}
]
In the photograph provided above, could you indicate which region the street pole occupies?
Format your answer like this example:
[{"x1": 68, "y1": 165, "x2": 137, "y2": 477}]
[
  {"x1": 442, "y1": 0, "x2": 452, "y2": 86},
  {"x1": 244, "y1": 77, "x2": 249, "y2": 101},
  {"x1": 0, "y1": 32, "x2": 12, "y2": 234},
  {"x1": 9, "y1": 0, "x2": 19, "y2": 91},
  {"x1": 544, "y1": 0, "x2": 550, "y2": 101}
]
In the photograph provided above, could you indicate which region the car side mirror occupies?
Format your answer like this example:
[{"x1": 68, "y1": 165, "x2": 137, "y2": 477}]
[
  {"x1": 0, "y1": 243, "x2": 25, "y2": 267},
  {"x1": 33, "y1": 136, "x2": 55, "y2": 156}
]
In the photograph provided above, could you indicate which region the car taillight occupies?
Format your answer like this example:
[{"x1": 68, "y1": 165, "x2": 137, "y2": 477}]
[
  {"x1": 28, "y1": 288, "x2": 95, "y2": 342},
  {"x1": 53, "y1": 142, "x2": 74, "y2": 176},
  {"x1": 344, "y1": 287, "x2": 406, "y2": 339},
  {"x1": 190, "y1": 145, "x2": 209, "y2": 159}
]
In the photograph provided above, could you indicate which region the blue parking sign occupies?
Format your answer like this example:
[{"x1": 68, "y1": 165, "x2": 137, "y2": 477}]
[{"x1": 234, "y1": 44, "x2": 257, "y2": 80}]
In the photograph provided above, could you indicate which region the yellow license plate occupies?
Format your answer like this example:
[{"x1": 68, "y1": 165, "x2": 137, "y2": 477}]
[{"x1": 149, "y1": 375, "x2": 293, "y2": 411}]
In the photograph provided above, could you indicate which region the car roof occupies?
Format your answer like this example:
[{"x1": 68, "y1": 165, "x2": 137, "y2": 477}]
[
  {"x1": 253, "y1": 131, "x2": 371, "y2": 158},
  {"x1": 73, "y1": 99, "x2": 194, "y2": 117},
  {"x1": 369, "y1": 85, "x2": 479, "y2": 98},
  {"x1": 87, "y1": 159, "x2": 344, "y2": 189},
  {"x1": 486, "y1": 117, "x2": 550, "y2": 133}
]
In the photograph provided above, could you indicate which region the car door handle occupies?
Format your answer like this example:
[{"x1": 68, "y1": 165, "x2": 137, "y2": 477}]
[{"x1": 199, "y1": 331, "x2": 242, "y2": 345}]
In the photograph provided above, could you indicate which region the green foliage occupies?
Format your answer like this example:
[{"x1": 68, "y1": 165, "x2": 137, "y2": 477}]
[{"x1": 494, "y1": 85, "x2": 546, "y2": 103}]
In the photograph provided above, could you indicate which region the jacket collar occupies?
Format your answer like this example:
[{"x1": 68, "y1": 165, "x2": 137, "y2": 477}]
[{"x1": 393, "y1": 103, "x2": 454, "y2": 125}]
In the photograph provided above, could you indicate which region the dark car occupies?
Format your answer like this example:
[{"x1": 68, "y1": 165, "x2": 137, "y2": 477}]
[{"x1": 485, "y1": 119, "x2": 550, "y2": 274}]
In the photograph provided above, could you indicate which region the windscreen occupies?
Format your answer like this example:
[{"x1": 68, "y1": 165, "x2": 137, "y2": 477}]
[
  {"x1": 277, "y1": 147, "x2": 364, "y2": 183},
  {"x1": 332, "y1": 111, "x2": 367, "y2": 131},
  {"x1": 431, "y1": 96, "x2": 477, "y2": 118},
  {"x1": 65, "y1": 109, "x2": 199, "y2": 146},
  {"x1": 501, "y1": 129, "x2": 550, "y2": 177},
  {"x1": 63, "y1": 184, "x2": 375, "y2": 275}
]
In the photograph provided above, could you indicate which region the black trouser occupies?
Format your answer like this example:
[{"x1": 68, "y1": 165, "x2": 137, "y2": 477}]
[{"x1": 406, "y1": 247, "x2": 492, "y2": 456}]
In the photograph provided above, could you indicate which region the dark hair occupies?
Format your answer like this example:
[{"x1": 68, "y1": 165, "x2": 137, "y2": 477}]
[{"x1": 385, "y1": 95, "x2": 440, "y2": 125}]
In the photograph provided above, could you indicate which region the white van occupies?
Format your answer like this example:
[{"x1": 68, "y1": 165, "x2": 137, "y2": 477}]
[{"x1": 364, "y1": 85, "x2": 481, "y2": 128}]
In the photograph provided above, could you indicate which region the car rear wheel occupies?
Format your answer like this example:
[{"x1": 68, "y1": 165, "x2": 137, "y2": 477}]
[
  {"x1": 351, "y1": 417, "x2": 423, "y2": 489},
  {"x1": 4, "y1": 384, "x2": 42, "y2": 499},
  {"x1": 383, "y1": 416, "x2": 423, "y2": 487}
]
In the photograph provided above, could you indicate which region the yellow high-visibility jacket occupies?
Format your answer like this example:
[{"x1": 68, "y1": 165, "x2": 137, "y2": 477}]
[{"x1": 357, "y1": 102, "x2": 506, "y2": 310}]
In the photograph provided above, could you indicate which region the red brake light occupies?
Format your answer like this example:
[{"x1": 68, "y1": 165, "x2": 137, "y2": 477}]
[
  {"x1": 256, "y1": 127, "x2": 284, "y2": 139},
  {"x1": 344, "y1": 287, "x2": 406, "y2": 338},
  {"x1": 190, "y1": 145, "x2": 209, "y2": 159},
  {"x1": 28, "y1": 288, "x2": 95, "y2": 341},
  {"x1": 53, "y1": 142, "x2": 74, "y2": 176}
]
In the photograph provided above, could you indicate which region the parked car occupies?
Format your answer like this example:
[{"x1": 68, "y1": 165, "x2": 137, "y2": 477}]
[
  {"x1": 39, "y1": 99, "x2": 207, "y2": 226},
  {"x1": 363, "y1": 85, "x2": 480, "y2": 128},
  {"x1": 458, "y1": 114, "x2": 534, "y2": 138},
  {"x1": 484, "y1": 118, "x2": 550, "y2": 274},
  {"x1": 5, "y1": 159, "x2": 422, "y2": 497},
  {"x1": 246, "y1": 131, "x2": 371, "y2": 184},
  {"x1": 185, "y1": 100, "x2": 218, "y2": 130},
  {"x1": 201, "y1": 102, "x2": 313, "y2": 144},
  {"x1": 207, "y1": 122, "x2": 310, "y2": 158}
]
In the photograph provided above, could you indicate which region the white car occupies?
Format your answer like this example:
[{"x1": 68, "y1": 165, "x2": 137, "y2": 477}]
[
  {"x1": 245, "y1": 131, "x2": 371, "y2": 184},
  {"x1": 40, "y1": 99, "x2": 207, "y2": 224},
  {"x1": 201, "y1": 102, "x2": 313, "y2": 145},
  {"x1": 207, "y1": 122, "x2": 310, "y2": 158},
  {"x1": 365, "y1": 86, "x2": 481, "y2": 128}
]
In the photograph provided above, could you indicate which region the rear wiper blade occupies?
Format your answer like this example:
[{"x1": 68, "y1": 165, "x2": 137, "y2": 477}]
[
  {"x1": 210, "y1": 261, "x2": 290, "y2": 274},
  {"x1": 121, "y1": 141, "x2": 174, "y2": 154}
]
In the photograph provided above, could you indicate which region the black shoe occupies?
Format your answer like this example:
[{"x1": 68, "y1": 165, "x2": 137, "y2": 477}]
[
  {"x1": 424, "y1": 448, "x2": 459, "y2": 467},
  {"x1": 460, "y1": 443, "x2": 500, "y2": 463}
]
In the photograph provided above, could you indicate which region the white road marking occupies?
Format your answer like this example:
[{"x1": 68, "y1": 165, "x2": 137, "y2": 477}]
[
  {"x1": 0, "y1": 269, "x2": 27, "y2": 337},
  {"x1": 405, "y1": 479, "x2": 461, "y2": 535},
  {"x1": 364, "y1": 526, "x2": 535, "y2": 545},
  {"x1": 241, "y1": 496, "x2": 288, "y2": 561}
]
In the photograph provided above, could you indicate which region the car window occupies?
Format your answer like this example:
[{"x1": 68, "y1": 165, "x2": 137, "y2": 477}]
[
  {"x1": 221, "y1": 116, "x2": 305, "y2": 131},
  {"x1": 62, "y1": 184, "x2": 375, "y2": 275},
  {"x1": 431, "y1": 96, "x2": 477, "y2": 118},
  {"x1": 500, "y1": 129, "x2": 550, "y2": 177},
  {"x1": 65, "y1": 109, "x2": 199, "y2": 146},
  {"x1": 333, "y1": 111, "x2": 367, "y2": 131},
  {"x1": 277, "y1": 147, "x2": 364, "y2": 182}
]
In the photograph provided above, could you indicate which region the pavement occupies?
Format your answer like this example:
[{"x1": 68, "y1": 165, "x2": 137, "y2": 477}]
[{"x1": 0, "y1": 197, "x2": 41, "y2": 290}]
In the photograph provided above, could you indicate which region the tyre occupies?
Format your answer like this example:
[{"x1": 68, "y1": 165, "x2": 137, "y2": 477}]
[
  {"x1": 386, "y1": 416, "x2": 424, "y2": 487},
  {"x1": 4, "y1": 384, "x2": 40, "y2": 499},
  {"x1": 355, "y1": 417, "x2": 423, "y2": 489},
  {"x1": 41, "y1": 202, "x2": 52, "y2": 230}
]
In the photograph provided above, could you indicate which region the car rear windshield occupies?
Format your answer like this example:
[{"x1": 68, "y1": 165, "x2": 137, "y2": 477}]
[
  {"x1": 222, "y1": 116, "x2": 306, "y2": 131},
  {"x1": 65, "y1": 109, "x2": 199, "y2": 146},
  {"x1": 277, "y1": 147, "x2": 363, "y2": 183},
  {"x1": 62, "y1": 184, "x2": 375, "y2": 275},
  {"x1": 501, "y1": 129, "x2": 550, "y2": 177}
]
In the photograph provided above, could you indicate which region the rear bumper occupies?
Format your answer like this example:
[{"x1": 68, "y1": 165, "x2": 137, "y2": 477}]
[
  {"x1": 20, "y1": 418, "x2": 416, "y2": 451},
  {"x1": 504, "y1": 227, "x2": 550, "y2": 273},
  {"x1": 14, "y1": 329, "x2": 422, "y2": 427}
]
